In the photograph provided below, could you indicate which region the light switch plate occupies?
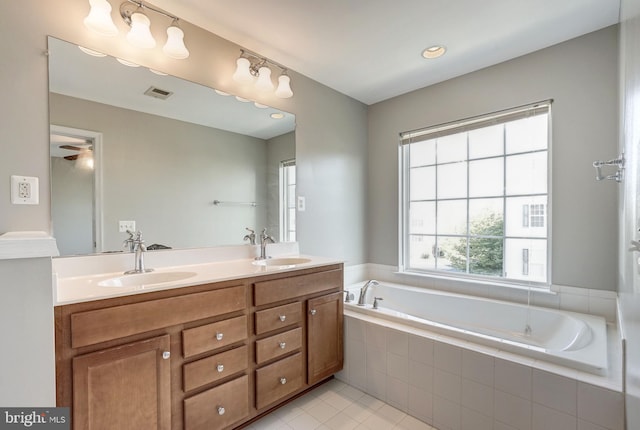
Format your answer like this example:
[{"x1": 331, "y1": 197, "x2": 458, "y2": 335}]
[
  {"x1": 297, "y1": 196, "x2": 306, "y2": 212},
  {"x1": 10, "y1": 175, "x2": 39, "y2": 205},
  {"x1": 119, "y1": 220, "x2": 136, "y2": 233}
]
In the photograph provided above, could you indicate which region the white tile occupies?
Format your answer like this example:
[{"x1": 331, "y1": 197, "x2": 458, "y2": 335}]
[
  {"x1": 340, "y1": 385, "x2": 366, "y2": 402},
  {"x1": 274, "y1": 401, "x2": 305, "y2": 422},
  {"x1": 462, "y1": 349, "x2": 494, "y2": 386},
  {"x1": 433, "y1": 395, "x2": 461, "y2": 430},
  {"x1": 461, "y1": 378, "x2": 493, "y2": 416},
  {"x1": 343, "y1": 401, "x2": 374, "y2": 423},
  {"x1": 560, "y1": 293, "x2": 589, "y2": 314},
  {"x1": 346, "y1": 317, "x2": 366, "y2": 341},
  {"x1": 461, "y1": 406, "x2": 493, "y2": 430},
  {"x1": 347, "y1": 340, "x2": 367, "y2": 391},
  {"x1": 408, "y1": 385, "x2": 433, "y2": 424},
  {"x1": 394, "y1": 414, "x2": 435, "y2": 430},
  {"x1": 249, "y1": 412, "x2": 293, "y2": 429},
  {"x1": 287, "y1": 411, "x2": 322, "y2": 430},
  {"x1": 495, "y1": 358, "x2": 532, "y2": 400},
  {"x1": 365, "y1": 323, "x2": 387, "y2": 349},
  {"x1": 494, "y1": 389, "x2": 532, "y2": 430},
  {"x1": 386, "y1": 375, "x2": 409, "y2": 411},
  {"x1": 409, "y1": 359, "x2": 433, "y2": 389},
  {"x1": 388, "y1": 352, "x2": 409, "y2": 382},
  {"x1": 577, "y1": 382, "x2": 624, "y2": 430},
  {"x1": 357, "y1": 393, "x2": 386, "y2": 411},
  {"x1": 366, "y1": 368, "x2": 387, "y2": 401},
  {"x1": 366, "y1": 344, "x2": 387, "y2": 373},
  {"x1": 588, "y1": 296, "x2": 617, "y2": 322},
  {"x1": 532, "y1": 403, "x2": 577, "y2": 430},
  {"x1": 409, "y1": 334, "x2": 434, "y2": 366},
  {"x1": 434, "y1": 342, "x2": 462, "y2": 375},
  {"x1": 306, "y1": 401, "x2": 341, "y2": 423},
  {"x1": 434, "y1": 369, "x2": 461, "y2": 403},
  {"x1": 322, "y1": 391, "x2": 357, "y2": 411},
  {"x1": 324, "y1": 411, "x2": 361, "y2": 430},
  {"x1": 532, "y1": 369, "x2": 577, "y2": 416},
  {"x1": 388, "y1": 328, "x2": 409, "y2": 356}
]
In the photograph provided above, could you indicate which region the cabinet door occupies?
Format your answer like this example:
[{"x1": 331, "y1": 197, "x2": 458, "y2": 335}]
[
  {"x1": 72, "y1": 335, "x2": 171, "y2": 430},
  {"x1": 307, "y1": 292, "x2": 344, "y2": 385}
]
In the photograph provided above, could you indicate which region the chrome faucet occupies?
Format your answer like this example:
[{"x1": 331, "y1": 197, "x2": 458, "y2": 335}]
[
  {"x1": 124, "y1": 231, "x2": 153, "y2": 274},
  {"x1": 243, "y1": 227, "x2": 256, "y2": 245},
  {"x1": 357, "y1": 279, "x2": 379, "y2": 306},
  {"x1": 257, "y1": 228, "x2": 275, "y2": 260}
]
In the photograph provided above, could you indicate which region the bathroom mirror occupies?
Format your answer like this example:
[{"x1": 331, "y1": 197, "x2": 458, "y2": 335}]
[{"x1": 47, "y1": 37, "x2": 296, "y2": 256}]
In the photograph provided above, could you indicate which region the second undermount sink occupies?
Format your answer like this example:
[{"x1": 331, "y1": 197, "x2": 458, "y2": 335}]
[
  {"x1": 98, "y1": 271, "x2": 197, "y2": 287},
  {"x1": 252, "y1": 257, "x2": 312, "y2": 267}
]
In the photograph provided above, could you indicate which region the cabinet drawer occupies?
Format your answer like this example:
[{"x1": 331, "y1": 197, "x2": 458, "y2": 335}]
[
  {"x1": 255, "y1": 327, "x2": 302, "y2": 364},
  {"x1": 255, "y1": 302, "x2": 302, "y2": 335},
  {"x1": 71, "y1": 285, "x2": 246, "y2": 348},
  {"x1": 183, "y1": 345, "x2": 248, "y2": 392},
  {"x1": 255, "y1": 352, "x2": 303, "y2": 410},
  {"x1": 183, "y1": 315, "x2": 247, "y2": 358},
  {"x1": 254, "y1": 269, "x2": 342, "y2": 306},
  {"x1": 184, "y1": 374, "x2": 249, "y2": 430}
]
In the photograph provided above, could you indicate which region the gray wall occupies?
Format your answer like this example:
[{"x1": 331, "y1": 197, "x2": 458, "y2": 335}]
[
  {"x1": 0, "y1": 0, "x2": 369, "y2": 264},
  {"x1": 368, "y1": 26, "x2": 619, "y2": 291},
  {"x1": 50, "y1": 93, "x2": 269, "y2": 252}
]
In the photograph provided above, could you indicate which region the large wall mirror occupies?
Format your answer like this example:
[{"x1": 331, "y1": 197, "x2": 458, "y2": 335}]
[{"x1": 48, "y1": 37, "x2": 296, "y2": 256}]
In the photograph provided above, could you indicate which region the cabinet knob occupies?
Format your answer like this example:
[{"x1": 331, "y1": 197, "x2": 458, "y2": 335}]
[
  {"x1": 279, "y1": 315, "x2": 286, "y2": 322},
  {"x1": 215, "y1": 332, "x2": 224, "y2": 341},
  {"x1": 216, "y1": 364, "x2": 224, "y2": 373},
  {"x1": 280, "y1": 377, "x2": 287, "y2": 385},
  {"x1": 310, "y1": 309, "x2": 317, "y2": 316},
  {"x1": 279, "y1": 342, "x2": 286, "y2": 349},
  {"x1": 162, "y1": 351, "x2": 170, "y2": 360},
  {"x1": 217, "y1": 406, "x2": 225, "y2": 416}
]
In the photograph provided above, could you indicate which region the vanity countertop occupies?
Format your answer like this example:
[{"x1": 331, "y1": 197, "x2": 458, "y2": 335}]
[{"x1": 54, "y1": 254, "x2": 341, "y2": 305}]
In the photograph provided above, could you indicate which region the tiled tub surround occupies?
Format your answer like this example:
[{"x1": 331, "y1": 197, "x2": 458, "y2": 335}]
[
  {"x1": 337, "y1": 265, "x2": 623, "y2": 430},
  {"x1": 337, "y1": 311, "x2": 624, "y2": 430}
]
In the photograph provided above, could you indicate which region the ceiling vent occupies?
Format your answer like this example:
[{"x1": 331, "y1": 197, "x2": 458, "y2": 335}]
[{"x1": 144, "y1": 86, "x2": 173, "y2": 100}]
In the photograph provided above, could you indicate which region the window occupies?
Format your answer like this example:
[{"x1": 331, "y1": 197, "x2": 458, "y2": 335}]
[
  {"x1": 280, "y1": 159, "x2": 296, "y2": 242},
  {"x1": 399, "y1": 101, "x2": 551, "y2": 285}
]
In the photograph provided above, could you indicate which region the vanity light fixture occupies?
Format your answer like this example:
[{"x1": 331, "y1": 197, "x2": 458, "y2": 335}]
[
  {"x1": 83, "y1": 0, "x2": 190, "y2": 59},
  {"x1": 232, "y1": 49, "x2": 294, "y2": 98}
]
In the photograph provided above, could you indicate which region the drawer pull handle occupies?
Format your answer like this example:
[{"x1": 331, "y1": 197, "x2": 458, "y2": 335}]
[
  {"x1": 215, "y1": 332, "x2": 224, "y2": 341},
  {"x1": 216, "y1": 364, "x2": 224, "y2": 373},
  {"x1": 279, "y1": 342, "x2": 286, "y2": 349},
  {"x1": 310, "y1": 309, "x2": 317, "y2": 316},
  {"x1": 217, "y1": 406, "x2": 225, "y2": 416},
  {"x1": 162, "y1": 351, "x2": 170, "y2": 360},
  {"x1": 280, "y1": 377, "x2": 287, "y2": 385},
  {"x1": 279, "y1": 315, "x2": 286, "y2": 322}
]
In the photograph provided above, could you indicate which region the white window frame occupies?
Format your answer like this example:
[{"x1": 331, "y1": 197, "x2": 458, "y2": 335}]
[
  {"x1": 279, "y1": 159, "x2": 296, "y2": 242},
  {"x1": 398, "y1": 101, "x2": 553, "y2": 288}
]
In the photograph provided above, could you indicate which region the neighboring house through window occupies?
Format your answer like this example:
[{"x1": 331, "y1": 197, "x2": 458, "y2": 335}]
[{"x1": 399, "y1": 101, "x2": 551, "y2": 286}]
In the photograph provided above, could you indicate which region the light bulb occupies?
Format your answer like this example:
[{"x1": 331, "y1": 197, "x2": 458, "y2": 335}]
[
  {"x1": 163, "y1": 23, "x2": 189, "y2": 59},
  {"x1": 255, "y1": 66, "x2": 274, "y2": 92},
  {"x1": 233, "y1": 57, "x2": 254, "y2": 83},
  {"x1": 84, "y1": 0, "x2": 118, "y2": 37},
  {"x1": 275, "y1": 74, "x2": 293, "y2": 98},
  {"x1": 126, "y1": 11, "x2": 156, "y2": 49}
]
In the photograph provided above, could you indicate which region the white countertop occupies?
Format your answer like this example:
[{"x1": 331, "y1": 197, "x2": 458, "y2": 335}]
[{"x1": 53, "y1": 244, "x2": 341, "y2": 305}]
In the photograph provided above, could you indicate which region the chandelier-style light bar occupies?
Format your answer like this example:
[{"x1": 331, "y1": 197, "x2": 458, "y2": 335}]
[
  {"x1": 83, "y1": 0, "x2": 189, "y2": 59},
  {"x1": 232, "y1": 50, "x2": 294, "y2": 99}
]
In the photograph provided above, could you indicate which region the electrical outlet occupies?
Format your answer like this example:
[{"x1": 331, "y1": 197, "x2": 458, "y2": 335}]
[
  {"x1": 297, "y1": 196, "x2": 306, "y2": 212},
  {"x1": 11, "y1": 175, "x2": 39, "y2": 205},
  {"x1": 119, "y1": 220, "x2": 136, "y2": 233}
]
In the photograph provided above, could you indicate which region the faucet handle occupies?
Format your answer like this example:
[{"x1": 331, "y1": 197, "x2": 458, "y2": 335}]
[{"x1": 373, "y1": 297, "x2": 384, "y2": 310}]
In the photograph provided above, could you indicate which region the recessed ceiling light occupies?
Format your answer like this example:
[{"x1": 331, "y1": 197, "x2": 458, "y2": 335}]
[
  {"x1": 149, "y1": 69, "x2": 168, "y2": 76},
  {"x1": 116, "y1": 58, "x2": 140, "y2": 67},
  {"x1": 215, "y1": 89, "x2": 230, "y2": 96},
  {"x1": 270, "y1": 113, "x2": 285, "y2": 119},
  {"x1": 235, "y1": 96, "x2": 251, "y2": 102},
  {"x1": 422, "y1": 45, "x2": 446, "y2": 59},
  {"x1": 254, "y1": 102, "x2": 268, "y2": 109}
]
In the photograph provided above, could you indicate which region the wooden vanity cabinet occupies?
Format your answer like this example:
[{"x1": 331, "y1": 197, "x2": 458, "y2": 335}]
[{"x1": 55, "y1": 263, "x2": 344, "y2": 430}]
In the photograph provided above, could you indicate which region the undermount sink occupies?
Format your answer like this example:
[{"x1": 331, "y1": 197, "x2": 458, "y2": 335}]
[
  {"x1": 97, "y1": 271, "x2": 197, "y2": 287},
  {"x1": 252, "y1": 257, "x2": 312, "y2": 267}
]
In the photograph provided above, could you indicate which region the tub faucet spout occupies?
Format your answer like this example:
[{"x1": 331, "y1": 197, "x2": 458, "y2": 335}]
[{"x1": 357, "y1": 280, "x2": 379, "y2": 306}]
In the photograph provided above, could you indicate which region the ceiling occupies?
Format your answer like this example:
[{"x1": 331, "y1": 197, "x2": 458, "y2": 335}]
[{"x1": 149, "y1": 0, "x2": 621, "y2": 105}]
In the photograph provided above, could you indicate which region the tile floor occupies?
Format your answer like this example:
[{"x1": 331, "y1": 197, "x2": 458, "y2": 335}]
[{"x1": 246, "y1": 378, "x2": 436, "y2": 430}]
